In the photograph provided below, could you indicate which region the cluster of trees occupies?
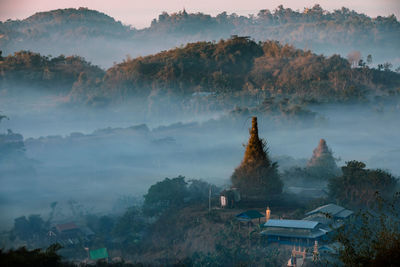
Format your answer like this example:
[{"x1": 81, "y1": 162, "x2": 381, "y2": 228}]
[
  {"x1": 0, "y1": 244, "x2": 70, "y2": 267},
  {"x1": 328, "y1": 161, "x2": 398, "y2": 207},
  {"x1": 83, "y1": 207, "x2": 145, "y2": 251},
  {"x1": 0, "y1": 51, "x2": 104, "y2": 93},
  {"x1": 103, "y1": 37, "x2": 400, "y2": 102},
  {"x1": 10, "y1": 215, "x2": 48, "y2": 245},
  {"x1": 147, "y1": 5, "x2": 399, "y2": 46},
  {"x1": 228, "y1": 96, "x2": 318, "y2": 123},
  {"x1": 335, "y1": 192, "x2": 400, "y2": 266},
  {"x1": 2, "y1": 36, "x2": 400, "y2": 107},
  {"x1": 0, "y1": 8, "x2": 130, "y2": 39},
  {"x1": 0, "y1": 115, "x2": 35, "y2": 176},
  {"x1": 143, "y1": 176, "x2": 219, "y2": 216}
]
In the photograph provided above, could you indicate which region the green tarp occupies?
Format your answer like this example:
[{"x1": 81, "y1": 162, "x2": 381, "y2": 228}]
[{"x1": 89, "y1": 248, "x2": 108, "y2": 260}]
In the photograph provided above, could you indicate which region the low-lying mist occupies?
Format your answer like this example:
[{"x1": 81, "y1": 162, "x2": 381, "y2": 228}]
[{"x1": 1, "y1": 92, "x2": 400, "y2": 231}]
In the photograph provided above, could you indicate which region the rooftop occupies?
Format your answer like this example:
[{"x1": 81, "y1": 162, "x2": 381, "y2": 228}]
[
  {"x1": 261, "y1": 228, "x2": 326, "y2": 239},
  {"x1": 264, "y1": 219, "x2": 319, "y2": 229},
  {"x1": 55, "y1": 222, "x2": 79, "y2": 232},
  {"x1": 335, "y1": 209, "x2": 354, "y2": 218},
  {"x1": 236, "y1": 210, "x2": 264, "y2": 221},
  {"x1": 305, "y1": 203, "x2": 353, "y2": 218}
]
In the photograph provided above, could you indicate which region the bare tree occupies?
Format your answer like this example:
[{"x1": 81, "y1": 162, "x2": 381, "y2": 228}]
[{"x1": 347, "y1": 51, "x2": 361, "y2": 68}]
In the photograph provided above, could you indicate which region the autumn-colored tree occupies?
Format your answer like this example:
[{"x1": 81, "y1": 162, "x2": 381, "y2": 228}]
[{"x1": 231, "y1": 117, "x2": 282, "y2": 200}]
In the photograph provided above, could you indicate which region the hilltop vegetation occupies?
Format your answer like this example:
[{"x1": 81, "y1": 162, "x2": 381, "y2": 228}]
[
  {"x1": 2, "y1": 37, "x2": 399, "y2": 109},
  {"x1": 0, "y1": 6, "x2": 399, "y2": 67},
  {"x1": 0, "y1": 51, "x2": 104, "y2": 93}
]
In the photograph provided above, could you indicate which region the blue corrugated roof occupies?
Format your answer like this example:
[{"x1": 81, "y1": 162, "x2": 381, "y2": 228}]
[
  {"x1": 261, "y1": 229, "x2": 326, "y2": 239},
  {"x1": 236, "y1": 210, "x2": 264, "y2": 220},
  {"x1": 264, "y1": 219, "x2": 319, "y2": 229}
]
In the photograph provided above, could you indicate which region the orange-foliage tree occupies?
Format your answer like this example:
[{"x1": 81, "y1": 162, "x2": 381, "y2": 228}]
[{"x1": 231, "y1": 117, "x2": 283, "y2": 200}]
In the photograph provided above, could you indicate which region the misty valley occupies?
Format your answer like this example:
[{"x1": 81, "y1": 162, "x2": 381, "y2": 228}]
[{"x1": 0, "y1": 4, "x2": 400, "y2": 267}]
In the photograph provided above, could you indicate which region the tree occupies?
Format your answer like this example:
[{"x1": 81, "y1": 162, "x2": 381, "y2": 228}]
[
  {"x1": 0, "y1": 244, "x2": 66, "y2": 267},
  {"x1": 0, "y1": 113, "x2": 8, "y2": 123},
  {"x1": 335, "y1": 192, "x2": 400, "y2": 266},
  {"x1": 231, "y1": 117, "x2": 283, "y2": 200},
  {"x1": 112, "y1": 206, "x2": 145, "y2": 246},
  {"x1": 383, "y1": 62, "x2": 393, "y2": 71},
  {"x1": 187, "y1": 179, "x2": 220, "y2": 203},
  {"x1": 143, "y1": 176, "x2": 188, "y2": 216},
  {"x1": 366, "y1": 54, "x2": 372, "y2": 65},
  {"x1": 328, "y1": 161, "x2": 397, "y2": 207},
  {"x1": 347, "y1": 51, "x2": 361, "y2": 68},
  {"x1": 12, "y1": 215, "x2": 46, "y2": 242}
]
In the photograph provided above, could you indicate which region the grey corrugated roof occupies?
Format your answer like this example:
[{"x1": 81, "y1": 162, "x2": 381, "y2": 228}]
[
  {"x1": 335, "y1": 209, "x2": 353, "y2": 218},
  {"x1": 264, "y1": 219, "x2": 319, "y2": 229},
  {"x1": 305, "y1": 204, "x2": 346, "y2": 216},
  {"x1": 303, "y1": 215, "x2": 331, "y2": 225}
]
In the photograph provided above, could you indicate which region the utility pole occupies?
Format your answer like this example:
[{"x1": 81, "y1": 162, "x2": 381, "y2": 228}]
[{"x1": 208, "y1": 185, "x2": 211, "y2": 212}]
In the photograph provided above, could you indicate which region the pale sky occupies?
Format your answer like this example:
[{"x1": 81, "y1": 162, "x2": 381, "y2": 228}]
[{"x1": 0, "y1": 0, "x2": 399, "y2": 28}]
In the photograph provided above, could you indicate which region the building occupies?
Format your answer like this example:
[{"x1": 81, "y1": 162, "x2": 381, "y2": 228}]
[
  {"x1": 261, "y1": 219, "x2": 328, "y2": 246},
  {"x1": 220, "y1": 188, "x2": 241, "y2": 208},
  {"x1": 48, "y1": 222, "x2": 94, "y2": 246},
  {"x1": 261, "y1": 204, "x2": 353, "y2": 246},
  {"x1": 236, "y1": 210, "x2": 265, "y2": 226},
  {"x1": 303, "y1": 203, "x2": 353, "y2": 223}
]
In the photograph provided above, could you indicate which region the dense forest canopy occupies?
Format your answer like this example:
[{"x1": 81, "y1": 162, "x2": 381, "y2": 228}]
[
  {"x1": 0, "y1": 7, "x2": 131, "y2": 41},
  {"x1": 2, "y1": 37, "x2": 399, "y2": 107},
  {"x1": 0, "y1": 51, "x2": 104, "y2": 93},
  {"x1": 0, "y1": 5, "x2": 399, "y2": 67}
]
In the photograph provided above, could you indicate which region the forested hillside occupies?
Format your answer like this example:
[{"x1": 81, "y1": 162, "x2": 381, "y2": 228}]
[
  {"x1": 0, "y1": 51, "x2": 104, "y2": 93},
  {"x1": 0, "y1": 6, "x2": 399, "y2": 67},
  {"x1": 1, "y1": 37, "x2": 399, "y2": 107}
]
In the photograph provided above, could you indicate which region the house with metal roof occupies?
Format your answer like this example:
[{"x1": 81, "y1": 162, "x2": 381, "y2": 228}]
[
  {"x1": 261, "y1": 204, "x2": 353, "y2": 246},
  {"x1": 303, "y1": 203, "x2": 353, "y2": 231},
  {"x1": 261, "y1": 219, "x2": 327, "y2": 246},
  {"x1": 305, "y1": 203, "x2": 353, "y2": 219}
]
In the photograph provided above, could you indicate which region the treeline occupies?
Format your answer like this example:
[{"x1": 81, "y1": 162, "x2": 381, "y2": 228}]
[
  {"x1": 148, "y1": 5, "x2": 399, "y2": 49},
  {"x1": 1, "y1": 37, "x2": 400, "y2": 106},
  {"x1": 0, "y1": 7, "x2": 132, "y2": 44},
  {"x1": 1, "y1": 6, "x2": 399, "y2": 63},
  {"x1": 0, "y1": 51, "x2": 104, "y2": 93}
]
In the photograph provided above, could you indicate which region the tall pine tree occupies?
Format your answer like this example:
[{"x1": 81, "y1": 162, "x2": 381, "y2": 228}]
[{"x1": 231, "y1": 117, "x2": 282, "y2": 200}]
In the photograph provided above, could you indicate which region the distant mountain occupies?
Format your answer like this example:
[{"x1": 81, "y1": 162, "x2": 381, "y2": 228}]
[
  {"x1": 0, "y1": 8, "x2": 135, "y2": 67},
  {"x1": 0, "y1": 6, "x2": 399, "y2": 67},
  {"x1": 16, "y1": 7, "x2": 130, "y2": 37}
]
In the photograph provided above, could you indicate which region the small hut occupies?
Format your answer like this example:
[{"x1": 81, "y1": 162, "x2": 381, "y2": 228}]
[{"x1": 236, "y1": 210, "x2": 265, "y2": 226}]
